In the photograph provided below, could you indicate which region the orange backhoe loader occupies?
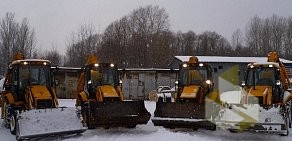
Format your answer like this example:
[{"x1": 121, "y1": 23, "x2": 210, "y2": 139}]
[
  {"x1": 1, "y1": 53, "x2": 86, "y2": 140},
  {"x1": 152, "y1": 56, "x2": 221, "y2": 130},
  {"x1": 76, "y1": 55, "x2": 150, "y2": 129},
  {"x1": 217, "y1": 52, "x2": 292, "y2": 135}
]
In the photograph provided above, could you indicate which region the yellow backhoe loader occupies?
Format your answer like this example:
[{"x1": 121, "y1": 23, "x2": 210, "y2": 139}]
[
  {"x1": 152, "y1": 56, "x2": 221, "y2": 130},
  {"x1": 1, "y1": 53, "x2": 86, "y2": 140},
  {"x1": 76, "y1": 55, "x2": 150, "y2": 129},
  {"x1": 216, "y1": 52, "x2": 292, "y2": 135}
]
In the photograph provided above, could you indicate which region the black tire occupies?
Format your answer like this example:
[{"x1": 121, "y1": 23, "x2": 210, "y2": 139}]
[
  {"x1": 3, "y1": 100, "x2": 10, "y2": 129},
  {"x1": 84, "y1": 108, "x2": 94, "y2": 129},
  {"x1": 158, "y1": 97, "x2": 163, "y2": 102},
  {"x1": 289, "y1": 115, "x2": 292, "y2": 128},
  {"x1": 288, "y1": 104, "x2": 292, "y2": 128},
  {"x1": 207, "y1": 124, "x2": 216, "y2": 131},
  {"x1": 280, "y1": 128, "x2": 289, "y2": 136},
  {"x1": 10, "y1": 114, "x2": 17, "y2": 135},
  {"x1": 229, "y1": 129, "x2": 239, "y2": 133},
  {"x1": 280, "y1": 117, "x2": 290, "y2": 136},
  {"x1": 127, "y1": 124, "x2": 137, "y2": 128},
  {"x1": 16, "y1": 121, "x2": 22, "y2": 141}
]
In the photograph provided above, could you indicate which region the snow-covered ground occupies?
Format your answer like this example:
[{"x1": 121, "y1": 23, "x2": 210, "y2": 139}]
[{"x1": 1, "y1": 99, "x2": 292, "y2": 141}]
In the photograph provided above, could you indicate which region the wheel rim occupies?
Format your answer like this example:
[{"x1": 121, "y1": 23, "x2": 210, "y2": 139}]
[{"x1": 10, "y1": 115, "x2": 15, "y2": 132}]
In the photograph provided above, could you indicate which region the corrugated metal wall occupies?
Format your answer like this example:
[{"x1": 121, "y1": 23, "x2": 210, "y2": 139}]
[{"x1": 119, "y1": 69, "x2": 178, "y2": 100}]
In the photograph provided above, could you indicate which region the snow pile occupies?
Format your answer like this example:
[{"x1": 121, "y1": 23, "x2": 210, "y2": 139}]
[
  {"x1": 217, "y1": 90, "x2": 285, "y2": 132},
  {"x1": 18, "y1": 107, "x2": 86, "y2": 138},
  {"x1": 217, "y1": 104, "x2": 284, "y2": 123},
  {"x1": 220, "y1": 90, "x2": 242, "y2": 104},
  {"x1": 58, "y1": 99, "x2": 77, "y2": 107}
]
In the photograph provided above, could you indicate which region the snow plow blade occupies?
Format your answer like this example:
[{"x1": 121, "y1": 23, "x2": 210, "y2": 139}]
[
  {"x1": 17, "y1": 107, "x2": 87, "y2": 140},
  {"x1": 216, "y1": 104, "x2": 289, "y2": 135},
  {"x1": 152, "y1": 101, "x2": 218, "y2": 129},
  {"x1": 86, "y1": 100, "x2": 150, "y2": 128}
]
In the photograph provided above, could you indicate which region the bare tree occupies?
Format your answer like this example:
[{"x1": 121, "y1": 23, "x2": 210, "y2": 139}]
[
  {"x1": 0, "y1": 12, "x2": 36, "y2": 74},
  {"x1": 231, "y1": 29, "x2": 244, "y2": 56},
  {"x1": 269, "y1": 15, "x2": 286, "y2": 55},
  {"x1": 16, "y1": 18, "x2": 36, "y2": 58},
  {"x1": 284, "y1": 17, "x2": 292, "y2": 59},
  {"x1": 100, "y1": 5, "x2": 170, "y2": 68},
  {"x1": 0, "y1": 13, "x2": 17, "y2": 74},
  {"x1": 231, "y1": 29, "x2": 243, "y2": 49},
  {"x1": 65, "y1": 24, "x2": 101, "y2": 67},
  {"x1": 43, "y1": 44, "x2": 62, "y2": 65},
  {"x1": 245, "y1": 16, "x2": 262, "y2": 56}
]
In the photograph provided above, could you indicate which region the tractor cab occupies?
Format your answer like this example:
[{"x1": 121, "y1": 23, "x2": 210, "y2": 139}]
[
  {"x1": 5, "y1": 59, "x2": 53, "y2": 105},
  {"x1": 179, "y1": 62, "x2": 212, "y2": 87},
  {"x1": 83, "y1": 63, "x2": 121, "y2": 101},
  {"x1": 242, "y1": 63, "x2": 283, "y2": 104}
]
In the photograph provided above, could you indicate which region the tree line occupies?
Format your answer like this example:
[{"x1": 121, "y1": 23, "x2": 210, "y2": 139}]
[{"x1": 1, "y1": 5, "x2": 292, "y2": 75}]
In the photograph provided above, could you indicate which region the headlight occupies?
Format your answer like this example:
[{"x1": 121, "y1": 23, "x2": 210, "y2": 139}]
[
  {"x1": 182, "y1": 63, "x2": 187, "y2": 68},
  {"x1": 206, "y1": 80, "x2": 211, "y2": 85},
  {"x1": 94, "y1": 63, "x2": 99, "y2": 67},
  {"x1": 110, "y1": 63, "x2": 115, "y2": 67},
  {"x1": 199, "y1": 63, "x2": 204, "y2": 67}
]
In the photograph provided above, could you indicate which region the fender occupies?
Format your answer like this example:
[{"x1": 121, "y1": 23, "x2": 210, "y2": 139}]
[
  {"x1": 283, "y1": 91, "x2": 291, "y2": 104},
  {"x1": 78, "y1": 91, "x2": 88, "y2": 102},
  {"x1": 1, "y1": 93, "x2": 15, "y2": 119},
  {"x1": 4, "y1": 93, "x2": 15, "y2": 105},
  {"x1": 116, "y1": 86, "x2": 124, "y2": 101}
]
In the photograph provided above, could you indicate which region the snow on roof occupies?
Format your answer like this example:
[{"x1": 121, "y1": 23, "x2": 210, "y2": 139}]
[
  {"x1": 11, "y1": 59, "x2": 51, "y2": 65},
  {"x1": 118, "y1": 68, "x2": 179, "y2": 71},
  {"x1": 175, "y1": 56, "x2": 292, "y2": 64}
]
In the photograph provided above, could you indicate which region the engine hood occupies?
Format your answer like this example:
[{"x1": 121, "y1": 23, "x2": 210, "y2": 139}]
[
  {"x1": 180, "y1": 85, "x2": 200, "y2": 99},
  {"x1": 30, "y1": 85, "x2": 52, "y2": 100}
]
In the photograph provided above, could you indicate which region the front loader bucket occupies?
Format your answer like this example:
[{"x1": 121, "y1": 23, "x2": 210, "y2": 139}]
[
  {"x1": 152, "y1": 101, "x2": 218, "y2": 129},
  {"x1": 16, "y1": 107, "x2": 87, "y2": 140},
  {"x1": 85, "y1": 100, "x2": 150, "y2": 128},
  {"x1": 215, "y1": 104, "x2": 289, "y2": 135}
]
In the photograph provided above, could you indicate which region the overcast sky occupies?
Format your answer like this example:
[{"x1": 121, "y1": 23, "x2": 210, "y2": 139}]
[{"x1": 0, "y1": 0, "x2": 292, "y2": 55}]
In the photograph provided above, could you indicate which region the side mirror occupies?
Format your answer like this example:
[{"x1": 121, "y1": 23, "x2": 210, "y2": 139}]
[{"x1": 241, "y1": 81, "x2": 246, "y2": 87}]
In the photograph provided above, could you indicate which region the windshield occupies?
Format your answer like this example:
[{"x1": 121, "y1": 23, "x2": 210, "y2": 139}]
[
  {"x1": 89, "y1": 66, "x2": 117, "y2": 88},
  {"x1": 246, "y1": 67, "x2": 276, "y2": 86},
  {"x1": 180, "y1": 67, "x2": 208, "y2": 86},
  {"x1": 19, "y1": 65, "x2": 51, "y2": 89}
]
